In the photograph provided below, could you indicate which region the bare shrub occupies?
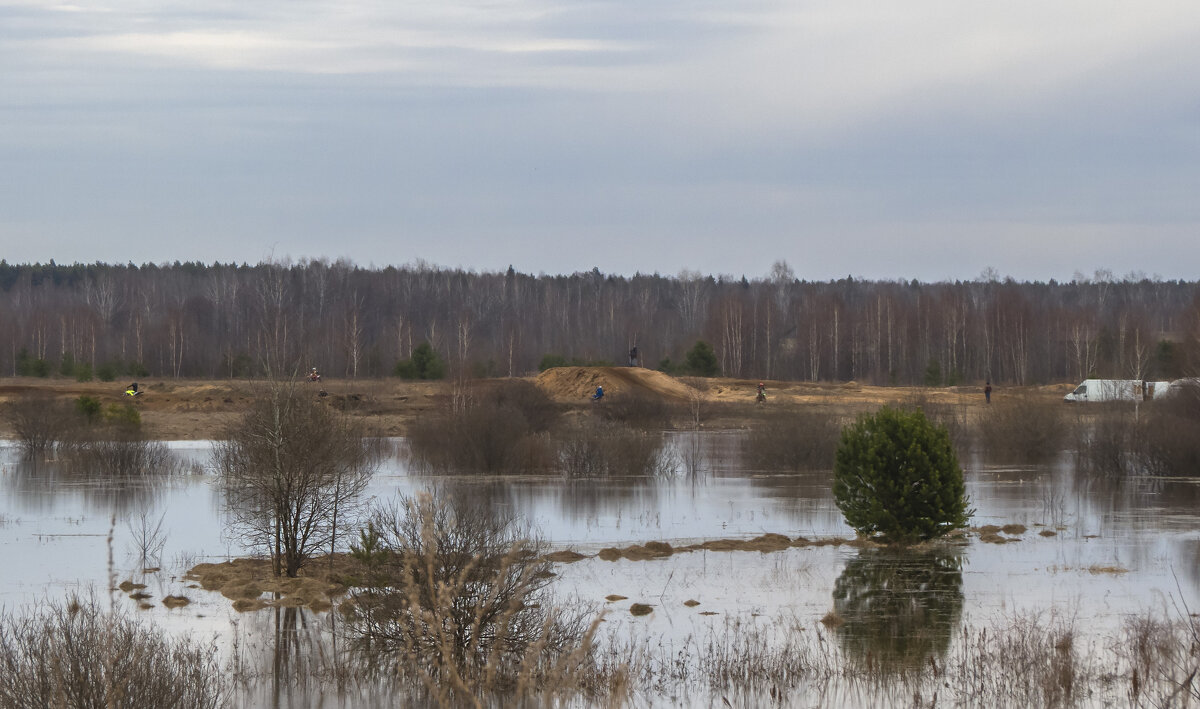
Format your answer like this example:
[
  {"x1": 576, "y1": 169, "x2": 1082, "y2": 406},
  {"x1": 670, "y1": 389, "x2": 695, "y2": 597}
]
[
  {"x1": 556, "y1": 421, "x2": 674, "y2": 477},
  {"x1": 60, "y1": 433, "x2": 177, "y2": 476},
  {"x1": 478, "y1": 379, "x2": 561, "y2": 433},
  {"x1": 344, "y1": 493, "x2": 599, "y2": 704},
  {"x1": 741, "y1": 410, "x2": 840, "y2": 471},
  {"x1": 978, "y1": 393, "x2": 1068, "y2": 462},
  {"x1": 2, "y1": 395, "x2": 74, "y2": 459},
  {"x1": 1073, "y1": 406, "x2": 1141, "y2": 478},
  {"x1": 1139, "y1": 385, "x2": 1200, "y2": 476},
  {"x1": 897, "y1": 391, "x2": 973, "y2": 456},
  {"x1": 0, "y1": 595, "x2": 224, "y2": 708},
  {"x1": 214, "y1": 381, "x2": 379, "y2": 577},
  {"x1": 406, "y1": 382, "x2": 559, "y2": 475},
  {"x1": 595, "y1": 390, "x2": 673, "y2": 430},
  {"x1": 128, "y1": 509, "x2": 168, "y2": 569}
]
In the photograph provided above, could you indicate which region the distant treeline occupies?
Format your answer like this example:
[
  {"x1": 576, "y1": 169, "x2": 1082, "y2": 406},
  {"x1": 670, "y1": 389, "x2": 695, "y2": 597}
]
[{"x1": 2, "y1": 259, "x2": 1199, "y2": 385}]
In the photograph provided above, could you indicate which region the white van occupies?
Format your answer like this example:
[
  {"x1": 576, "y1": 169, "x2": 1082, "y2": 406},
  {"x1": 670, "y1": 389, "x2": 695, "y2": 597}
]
[{"x1": 1063, "y1": 379, "x2": 1171, "y2": 403}]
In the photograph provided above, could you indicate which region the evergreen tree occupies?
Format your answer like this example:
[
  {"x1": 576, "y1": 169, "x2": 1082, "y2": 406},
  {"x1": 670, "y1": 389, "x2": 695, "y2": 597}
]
[
  {"x1": 684, "y1": 340, "x2": 719, "y2": 377},
  {"x1": 832, "y1": 407, "x2": 971, "y2": 542},
  {"x1": 394, "y1": 342, "x2": 446, "y2": 380}
]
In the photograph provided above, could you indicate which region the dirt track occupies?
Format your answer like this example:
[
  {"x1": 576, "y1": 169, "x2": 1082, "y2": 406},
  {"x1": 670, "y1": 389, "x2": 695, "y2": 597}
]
[{"x1": 0, "y1": 370, "x2": 1072, "y2": 440}]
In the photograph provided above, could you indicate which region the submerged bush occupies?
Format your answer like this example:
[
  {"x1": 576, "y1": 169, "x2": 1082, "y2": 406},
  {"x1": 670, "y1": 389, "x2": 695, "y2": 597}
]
[
  {"x1": 60, "y1": 434, "x2": 176, "y2": 476},
  {"x1": 978, "y1": 393, "x2": 1067, "y2": 462},
  {"x1": 344, "y1": 493, "x2": 597, "y2": 703},
  {"x1": 595, "y1": 390, "x2": 673, "y2": 430},
  {"x1": 897, "y1": 392, "x2": 973, "y2": 457},
  {"x1": 406, "y1": 381, "x2": 560, "y2": 474},
  {"x1": 1073, "y1": 405, "x2": 1141, "y2": 478},
  {"x1": 2, "y1": 396, "x2": 74, "y2": 459},
  {"x1": 833, "y1": 407, "x2": 971, "y2": 542},
  {"x1": 0, "y1": 596, "x2": 224, "y2": 708},
  {"x1": 742, "y1": 410, "x2": 841, "y2": 471},
  {"x1": 1140, "y1": 384, "x2": 1200, "y2": 476},
  {"x1": 557, "y1": 421, "x2": 673, "y2": 477}
]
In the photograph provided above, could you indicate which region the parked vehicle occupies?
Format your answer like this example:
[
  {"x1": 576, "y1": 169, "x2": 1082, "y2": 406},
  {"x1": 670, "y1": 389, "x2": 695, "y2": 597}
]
[{"x1": 1063, "y1": 379, "x2": 1171, "y2": 403}]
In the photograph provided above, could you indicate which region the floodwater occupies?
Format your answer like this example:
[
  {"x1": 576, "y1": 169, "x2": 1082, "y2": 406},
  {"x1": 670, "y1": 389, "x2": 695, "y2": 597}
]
[{"x1": 2, "y1": 433, "x2": 1199, "y2": 706}]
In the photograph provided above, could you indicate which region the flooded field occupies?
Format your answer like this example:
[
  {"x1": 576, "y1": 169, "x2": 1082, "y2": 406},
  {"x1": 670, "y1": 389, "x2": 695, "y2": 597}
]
[{"x1": 3, "y1": 433, "x2": 1200, "y2": 707}]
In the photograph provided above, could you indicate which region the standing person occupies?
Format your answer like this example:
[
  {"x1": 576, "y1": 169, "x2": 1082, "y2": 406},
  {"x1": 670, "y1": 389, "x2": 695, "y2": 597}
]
[
  {"x1": 984, "y1": 380, "x2": 992, "y2": 404},
  {"x1": 756, "y1": 382, "x2": 766, "y2": 404},
  {"x1": 629, "y1": 346, "x2": 639, "y2": 367}
]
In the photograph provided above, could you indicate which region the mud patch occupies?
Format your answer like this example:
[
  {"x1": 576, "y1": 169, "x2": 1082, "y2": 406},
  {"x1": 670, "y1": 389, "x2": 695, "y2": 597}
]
[
  {"x1": 162, "y1": 595, "x2": 191, "y2": 608},
  {"x1": 629, "y1": 603, "x2": 653, "y2": 616},
  {"x1": 605, "y1": 594, "x2": 628, "y2": 602},
  {"x1": 684, "y1": 599, "x2": 700, "y2": 607},
  {"x1": 187, "y1": 555, "x2": 351, "y2": 612},
  {"x1": 544, "y1": 550, "x2": 588, "y2": 563},
  {"x1": 820, "y1": 611, "x2": 845, "y2": 628}
]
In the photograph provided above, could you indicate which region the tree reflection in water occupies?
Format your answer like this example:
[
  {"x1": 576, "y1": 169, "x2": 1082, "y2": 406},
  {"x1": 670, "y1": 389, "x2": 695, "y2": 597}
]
[{"x1": 831, "y1": 547, "x2": 964, "y2": 673}]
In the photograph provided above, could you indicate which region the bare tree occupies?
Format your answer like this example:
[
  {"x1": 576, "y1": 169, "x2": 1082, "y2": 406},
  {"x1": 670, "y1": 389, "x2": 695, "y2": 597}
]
[{"x1": 213, "y1": 380, "x2": 377, "y2": 577}]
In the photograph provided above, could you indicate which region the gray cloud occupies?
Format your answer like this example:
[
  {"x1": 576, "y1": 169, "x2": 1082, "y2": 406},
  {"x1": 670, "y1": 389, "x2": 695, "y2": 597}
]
[{"x1": 2, "y1": 0, "x2": 1199, "y2": 280}]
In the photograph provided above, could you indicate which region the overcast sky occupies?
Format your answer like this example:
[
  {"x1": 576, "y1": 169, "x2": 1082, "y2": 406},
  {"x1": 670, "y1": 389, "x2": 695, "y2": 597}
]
[{"x1": 2, "y1": 1, "x2": 1198, "y2": 281}]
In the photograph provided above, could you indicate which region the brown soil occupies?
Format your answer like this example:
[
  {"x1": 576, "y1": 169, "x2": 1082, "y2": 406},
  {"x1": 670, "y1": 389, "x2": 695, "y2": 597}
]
[
  {"x1": 628, "y1": 603, "x2": 653, "y2": 616},
  {"x1": 0, "y1": 372, "x2": 1070, "y2": 440},
  {"x1": 162, "y1": 595, "x2": 191, "y2": 608}
]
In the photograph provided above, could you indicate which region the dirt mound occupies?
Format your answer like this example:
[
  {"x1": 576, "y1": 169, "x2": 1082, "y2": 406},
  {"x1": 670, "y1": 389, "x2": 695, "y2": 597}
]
[{"x1": 535, "y1": 367, "x2": 699, "y2": 402}]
